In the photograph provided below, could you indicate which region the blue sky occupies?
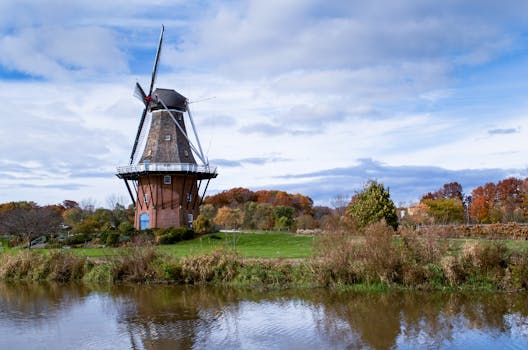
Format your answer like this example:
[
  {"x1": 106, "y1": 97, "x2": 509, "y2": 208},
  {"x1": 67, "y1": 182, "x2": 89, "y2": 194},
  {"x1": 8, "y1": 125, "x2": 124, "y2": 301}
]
[{"x1": 0, "y1": 0, "x2": 527, "y2": 207}]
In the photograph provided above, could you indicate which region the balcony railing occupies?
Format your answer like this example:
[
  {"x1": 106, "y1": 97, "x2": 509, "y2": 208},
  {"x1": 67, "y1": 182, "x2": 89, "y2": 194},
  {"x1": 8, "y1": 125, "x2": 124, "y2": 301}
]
[{"x1": 116, "y1": 162, "x2": 217, "y2": 175}]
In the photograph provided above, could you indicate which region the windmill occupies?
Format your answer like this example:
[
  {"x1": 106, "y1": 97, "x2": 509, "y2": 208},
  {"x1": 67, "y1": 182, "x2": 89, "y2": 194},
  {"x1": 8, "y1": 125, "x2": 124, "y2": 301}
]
[{"x1": 116, "y1": 26, "x2": 217, "y2": 230}]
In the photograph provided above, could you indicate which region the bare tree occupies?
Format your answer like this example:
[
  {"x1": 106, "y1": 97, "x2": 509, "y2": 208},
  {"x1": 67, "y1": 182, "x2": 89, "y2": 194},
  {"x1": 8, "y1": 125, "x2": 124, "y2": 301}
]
[
  {"x1": 106, "y1": 193, "x2": 129, "y2": 210},
  {"x1": 330, "y1": 194, "x2": 349, "y2": 216},
  {"x1": 0, "y1": 206, "x2": 62, "y2": 249},
  {"x1": 80, "y1": 198, "x2": 97, "y2": 215}
]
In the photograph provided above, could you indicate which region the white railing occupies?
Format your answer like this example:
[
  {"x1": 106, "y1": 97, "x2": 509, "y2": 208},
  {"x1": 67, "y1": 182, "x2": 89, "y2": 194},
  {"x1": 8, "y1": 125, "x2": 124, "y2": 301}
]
[{"x1": 116, "y1": 162, "x2": 217, "y2": 174}]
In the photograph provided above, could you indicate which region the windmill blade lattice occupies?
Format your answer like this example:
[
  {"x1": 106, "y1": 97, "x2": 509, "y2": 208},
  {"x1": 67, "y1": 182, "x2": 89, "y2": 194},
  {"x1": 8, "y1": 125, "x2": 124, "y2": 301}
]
[{"x1": 129, "y1": 25, "x2": 165, "y2": 165}]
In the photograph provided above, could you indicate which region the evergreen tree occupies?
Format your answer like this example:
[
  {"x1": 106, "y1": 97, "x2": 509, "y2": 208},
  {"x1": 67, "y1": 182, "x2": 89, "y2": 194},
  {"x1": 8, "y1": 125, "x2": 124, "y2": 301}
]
[{"x1": 346, "y1": 180, "x2": 398, "y2": 230}]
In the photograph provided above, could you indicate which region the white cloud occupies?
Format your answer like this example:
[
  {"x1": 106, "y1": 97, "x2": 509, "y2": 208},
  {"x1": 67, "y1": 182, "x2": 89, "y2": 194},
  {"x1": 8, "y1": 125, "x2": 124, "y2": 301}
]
[
  {"x1": 1, "y1": 0, "x2": 528, "y2": 206},
  {"x1": 0, "y1": 26, "x2": 128, "y2": 80}
]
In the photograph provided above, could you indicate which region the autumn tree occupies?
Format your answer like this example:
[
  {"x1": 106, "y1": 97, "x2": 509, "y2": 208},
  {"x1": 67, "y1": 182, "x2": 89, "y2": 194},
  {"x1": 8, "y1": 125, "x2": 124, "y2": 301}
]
[
  {"x1": 313, "y1": 206, "x2": 333, "y2": 220},
  {"x1": 469, "y1": 182, "x2": 498, "y2": 223},
  {"x1": 421, "y1": 182, "x2": 464, "y2": 202},
  {"x1": 469, "y1": 177, "x2": 527, "y2": 223},
  {"x1": 420, "y1": 182, "x2": 466, "y2": 224},
  {"x1": 496, "y1": 177, "x2": 525, "y2": 221},
  {"x1": 62, "y1": 207, "x2": 84, "y2": 228},
  {"x1": 242, "y1": 202, "x2": 258, "y2": 229},
  {"x1": 62, "y1": 200, "x2": 79, "y2": 210},
  {"x1": 272, "y1": 206, "x2": 296, "y2": 231},
  {"x1": 205, "y1": 188, "x2": 314, "y2": 215},
  {"x1": 205, "y1": 187, "x2": 257, "y2": 208},
  {"x1": 214, "y1": 206, "x2": 243, "y2": 230},
  {"x1": 296, "y1": 214, "x2": 315, "y2": 230},
  {"x1": 0, "y1": 203, "x2": 62, "y2": 248},
  {"x1": 254, "y1": 203, "x2": 275, "y2": 230},
  {"x1": 346, "y1": 180, "x2": 398, "y2": 230},
  {"x1": 199, "y1": 204, "x2": 217, "y2": 221},
  {"x1": 422, "y1": 198, "x2": 464, "y2": 224}
]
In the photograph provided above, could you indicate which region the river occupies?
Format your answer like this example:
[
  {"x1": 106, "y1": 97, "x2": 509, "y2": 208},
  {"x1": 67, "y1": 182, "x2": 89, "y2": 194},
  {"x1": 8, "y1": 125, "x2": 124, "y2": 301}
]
[{"x1": 0, "y1": 283, "x2": 527, "y2": 349}]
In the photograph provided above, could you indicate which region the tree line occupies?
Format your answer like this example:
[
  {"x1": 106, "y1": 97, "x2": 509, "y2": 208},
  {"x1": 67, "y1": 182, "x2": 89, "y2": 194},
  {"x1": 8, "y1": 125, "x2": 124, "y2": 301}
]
[
  {"x1": 1, "y1": 175, "x2": 526, "y2": 248},
  {"x1": 404, "y1": 177, "x2": 528, "y2": 225},
  {"x1": 195, "y1": 182, "x2": 398, "y2": 232},
  {"x1": 0, "y1": 200, "x2": 134, "y2": 248}
]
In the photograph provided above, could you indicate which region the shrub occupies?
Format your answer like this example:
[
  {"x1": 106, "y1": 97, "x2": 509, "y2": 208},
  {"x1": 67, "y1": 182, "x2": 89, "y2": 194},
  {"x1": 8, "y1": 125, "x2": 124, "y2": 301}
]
[
  {"x1": 503, "y1": 251, "x2": 528, "y2": 290},
  {"x1": 193, "y1": 214, "x2": 214, "y2": 234},
  {"x1": 111, "y1": 247, "x2": 162, "y2": 282},
  {"x1": 46, "y1": 251, "x2": 86, "y2": 282},
  {"x1": 180, "y1": 250, "x2": 237, "y2": 283},
  {"x1": 401, "y1": 232, "x2": 445, "y2": 265},
  {"x1": 118, "y1": 221, "x2": 135, "y2": 235},
  {"x1": 106, "y1": 232, "x2": 120, "y2": 247},
  {"x1": 362, "y1": 221, "x2": 403, "y2": 284},
  {"x1": 155, "y1": 227, "x2": 195, "y2": 244},
  {"x1": 440, "y1": 255, "x2": 464, "y2": 286},
  {"x1": 314, "y1": 220, "x2": 403, "y2": 286},
  {"x1": 64, "y1": 234, "x2": 90, "y2": 246},
  {"x1": 460, "y1": 241, "x2": 507, "y2": 275}
]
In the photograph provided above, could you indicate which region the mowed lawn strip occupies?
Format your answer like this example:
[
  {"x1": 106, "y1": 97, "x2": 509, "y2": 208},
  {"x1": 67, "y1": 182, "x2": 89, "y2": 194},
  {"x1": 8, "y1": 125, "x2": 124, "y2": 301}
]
[
  {"x1": 4, "y1": 234, "x2": 527, "y2": 259},
  {"x1": 443, "y1": 238, "x2": 528, "y2": 253},
  {"x1": 65, "y1": 232, "x2": 314, "y2": 259},
  {"x1": 159, "y1": 232, "x2": 314, "y2": 258}
]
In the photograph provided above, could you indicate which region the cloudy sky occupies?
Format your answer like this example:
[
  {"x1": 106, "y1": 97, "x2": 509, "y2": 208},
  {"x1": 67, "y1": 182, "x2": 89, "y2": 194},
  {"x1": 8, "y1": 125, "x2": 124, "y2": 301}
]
[{"x1": 0, "y1": 0, "x2": 527, "y2": 207}]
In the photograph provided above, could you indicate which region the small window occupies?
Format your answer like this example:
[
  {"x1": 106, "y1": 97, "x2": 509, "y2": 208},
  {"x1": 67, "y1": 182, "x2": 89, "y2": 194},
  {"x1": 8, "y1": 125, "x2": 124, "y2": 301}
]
[
  {"x1": 184, "y1": 150, "x2": 189, "y2": 157},
  {"x1": 143, "y1": 194, "x2": 149, "y2": 203},
  {"x1": 164, "y1": 175, "x2": 171, "y2": 185},
  {"x1": 186, "y1": 193, "x2": 192, "y2": 202},
  {"x1": 187, "y1": 213, "x2": 194, "y2": 223},
  {"x1": 164, "y1": 134, "x2": 171, "y2": 141}
]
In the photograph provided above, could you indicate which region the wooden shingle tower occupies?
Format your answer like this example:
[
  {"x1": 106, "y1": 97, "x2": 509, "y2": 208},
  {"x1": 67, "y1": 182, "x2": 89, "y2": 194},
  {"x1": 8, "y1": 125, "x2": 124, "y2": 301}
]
[{"x1": 116, "y1": 26, "x2": 217, "y2": 229}]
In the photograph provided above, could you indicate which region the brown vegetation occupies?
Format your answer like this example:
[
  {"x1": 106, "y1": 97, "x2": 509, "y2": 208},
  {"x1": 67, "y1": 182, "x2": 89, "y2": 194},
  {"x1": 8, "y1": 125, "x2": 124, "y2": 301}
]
[{"x1": 411, "y1": 223, "x2": 528, "y2": 239}]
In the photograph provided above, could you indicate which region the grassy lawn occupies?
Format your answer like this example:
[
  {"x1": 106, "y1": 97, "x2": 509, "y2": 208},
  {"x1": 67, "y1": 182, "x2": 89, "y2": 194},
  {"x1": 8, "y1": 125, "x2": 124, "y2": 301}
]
[
  {"x1": 443, "y1": 238, "x2": 528, "y2": 253},
  {"x1": 69, "y1": 232, "x2": 314, "y2": 259},
  {"x1": 159, "y1": 232, "x2": 314, "y2": 258},
  {"x1": 3, "y1": 233, "x2": 527, "y2": 260}
]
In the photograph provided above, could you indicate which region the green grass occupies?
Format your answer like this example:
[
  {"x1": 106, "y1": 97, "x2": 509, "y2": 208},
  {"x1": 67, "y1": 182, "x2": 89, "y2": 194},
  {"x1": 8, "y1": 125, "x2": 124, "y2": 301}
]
[
  {"x1": 0, "y1": 237, "x2": 13, "y2": 255},
  {"x1": 159, "y1": 232, "x2": 314, "y2": 258},
  {"x1": 443, "y1": 238, "x2": 528, "y2": 253},
  {"x1": 66, "y1": 232, "x2": 314, "y2": 259},
  {"x1": 4, "y1": 233, "x2": 527, "y2": 260}
]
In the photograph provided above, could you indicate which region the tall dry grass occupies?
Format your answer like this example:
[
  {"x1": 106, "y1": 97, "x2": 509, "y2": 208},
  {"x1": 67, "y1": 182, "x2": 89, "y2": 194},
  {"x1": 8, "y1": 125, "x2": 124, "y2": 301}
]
[
  {"x1": 314, "y1": 220, "x2": 527, "y2": 290},
  {"x1": 0, "y1": 250, "x2": 86, "y2": 282},
  {"x1": 314, "y1": 220, "x2": 403, "y2": 286},
  {"x1": 110, "y1": 246, "x2": 162, "y2": 283},
  {"x1": 0, "y1": 226, "x2": 526, "y2": 291}
]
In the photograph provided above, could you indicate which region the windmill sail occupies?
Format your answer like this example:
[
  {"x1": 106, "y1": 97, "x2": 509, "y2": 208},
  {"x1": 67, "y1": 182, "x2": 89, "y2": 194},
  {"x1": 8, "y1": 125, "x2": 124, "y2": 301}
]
[
  {"x1": 129, "y1": 25, "x2": 165, "y2": 165},
  {"x1": 131, "y1": 113, "x2": 152, "y2": 165}
]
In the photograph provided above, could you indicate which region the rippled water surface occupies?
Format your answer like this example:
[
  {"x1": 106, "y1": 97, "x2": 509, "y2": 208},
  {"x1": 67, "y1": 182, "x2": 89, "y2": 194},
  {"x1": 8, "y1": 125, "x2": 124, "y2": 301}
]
[{"x1": 0, "y1": 283, "x2": 527, "y2": 349}]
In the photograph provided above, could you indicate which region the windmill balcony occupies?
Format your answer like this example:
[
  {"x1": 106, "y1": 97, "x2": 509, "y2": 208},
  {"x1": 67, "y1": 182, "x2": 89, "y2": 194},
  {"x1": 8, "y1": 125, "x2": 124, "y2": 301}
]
[{"x1": 116, "y1": 162, "x2": 217, "y2": 180}]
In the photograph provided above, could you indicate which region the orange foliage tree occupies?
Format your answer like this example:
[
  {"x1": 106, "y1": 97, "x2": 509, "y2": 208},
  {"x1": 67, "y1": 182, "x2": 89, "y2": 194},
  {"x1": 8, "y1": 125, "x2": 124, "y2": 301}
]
[
  {"x1": 206, "y1": 188, "x2": 313, "y2": 215},
  {"x1": 469, "y1": 177, "x2": 527, "y2": 223}
]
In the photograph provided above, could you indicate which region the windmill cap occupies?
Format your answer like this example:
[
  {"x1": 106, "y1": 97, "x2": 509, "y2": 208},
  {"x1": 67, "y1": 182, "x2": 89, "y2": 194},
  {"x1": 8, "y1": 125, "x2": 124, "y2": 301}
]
[{"x1": 151, "y1": 88, "x2": 187, "y2": 111}]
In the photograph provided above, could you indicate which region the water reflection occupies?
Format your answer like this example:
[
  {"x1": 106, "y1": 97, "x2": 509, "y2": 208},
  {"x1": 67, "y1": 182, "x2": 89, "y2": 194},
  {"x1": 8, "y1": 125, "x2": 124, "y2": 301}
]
[{"x1": 0, "y1": 283, "x2": 527, "y2": 349}]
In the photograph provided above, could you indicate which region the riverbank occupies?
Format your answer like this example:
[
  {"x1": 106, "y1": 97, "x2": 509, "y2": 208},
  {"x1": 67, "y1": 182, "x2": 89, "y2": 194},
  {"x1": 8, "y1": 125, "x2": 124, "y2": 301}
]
[{"x1": 1, "y1": 225, "x2": 527, "y2": 291}]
